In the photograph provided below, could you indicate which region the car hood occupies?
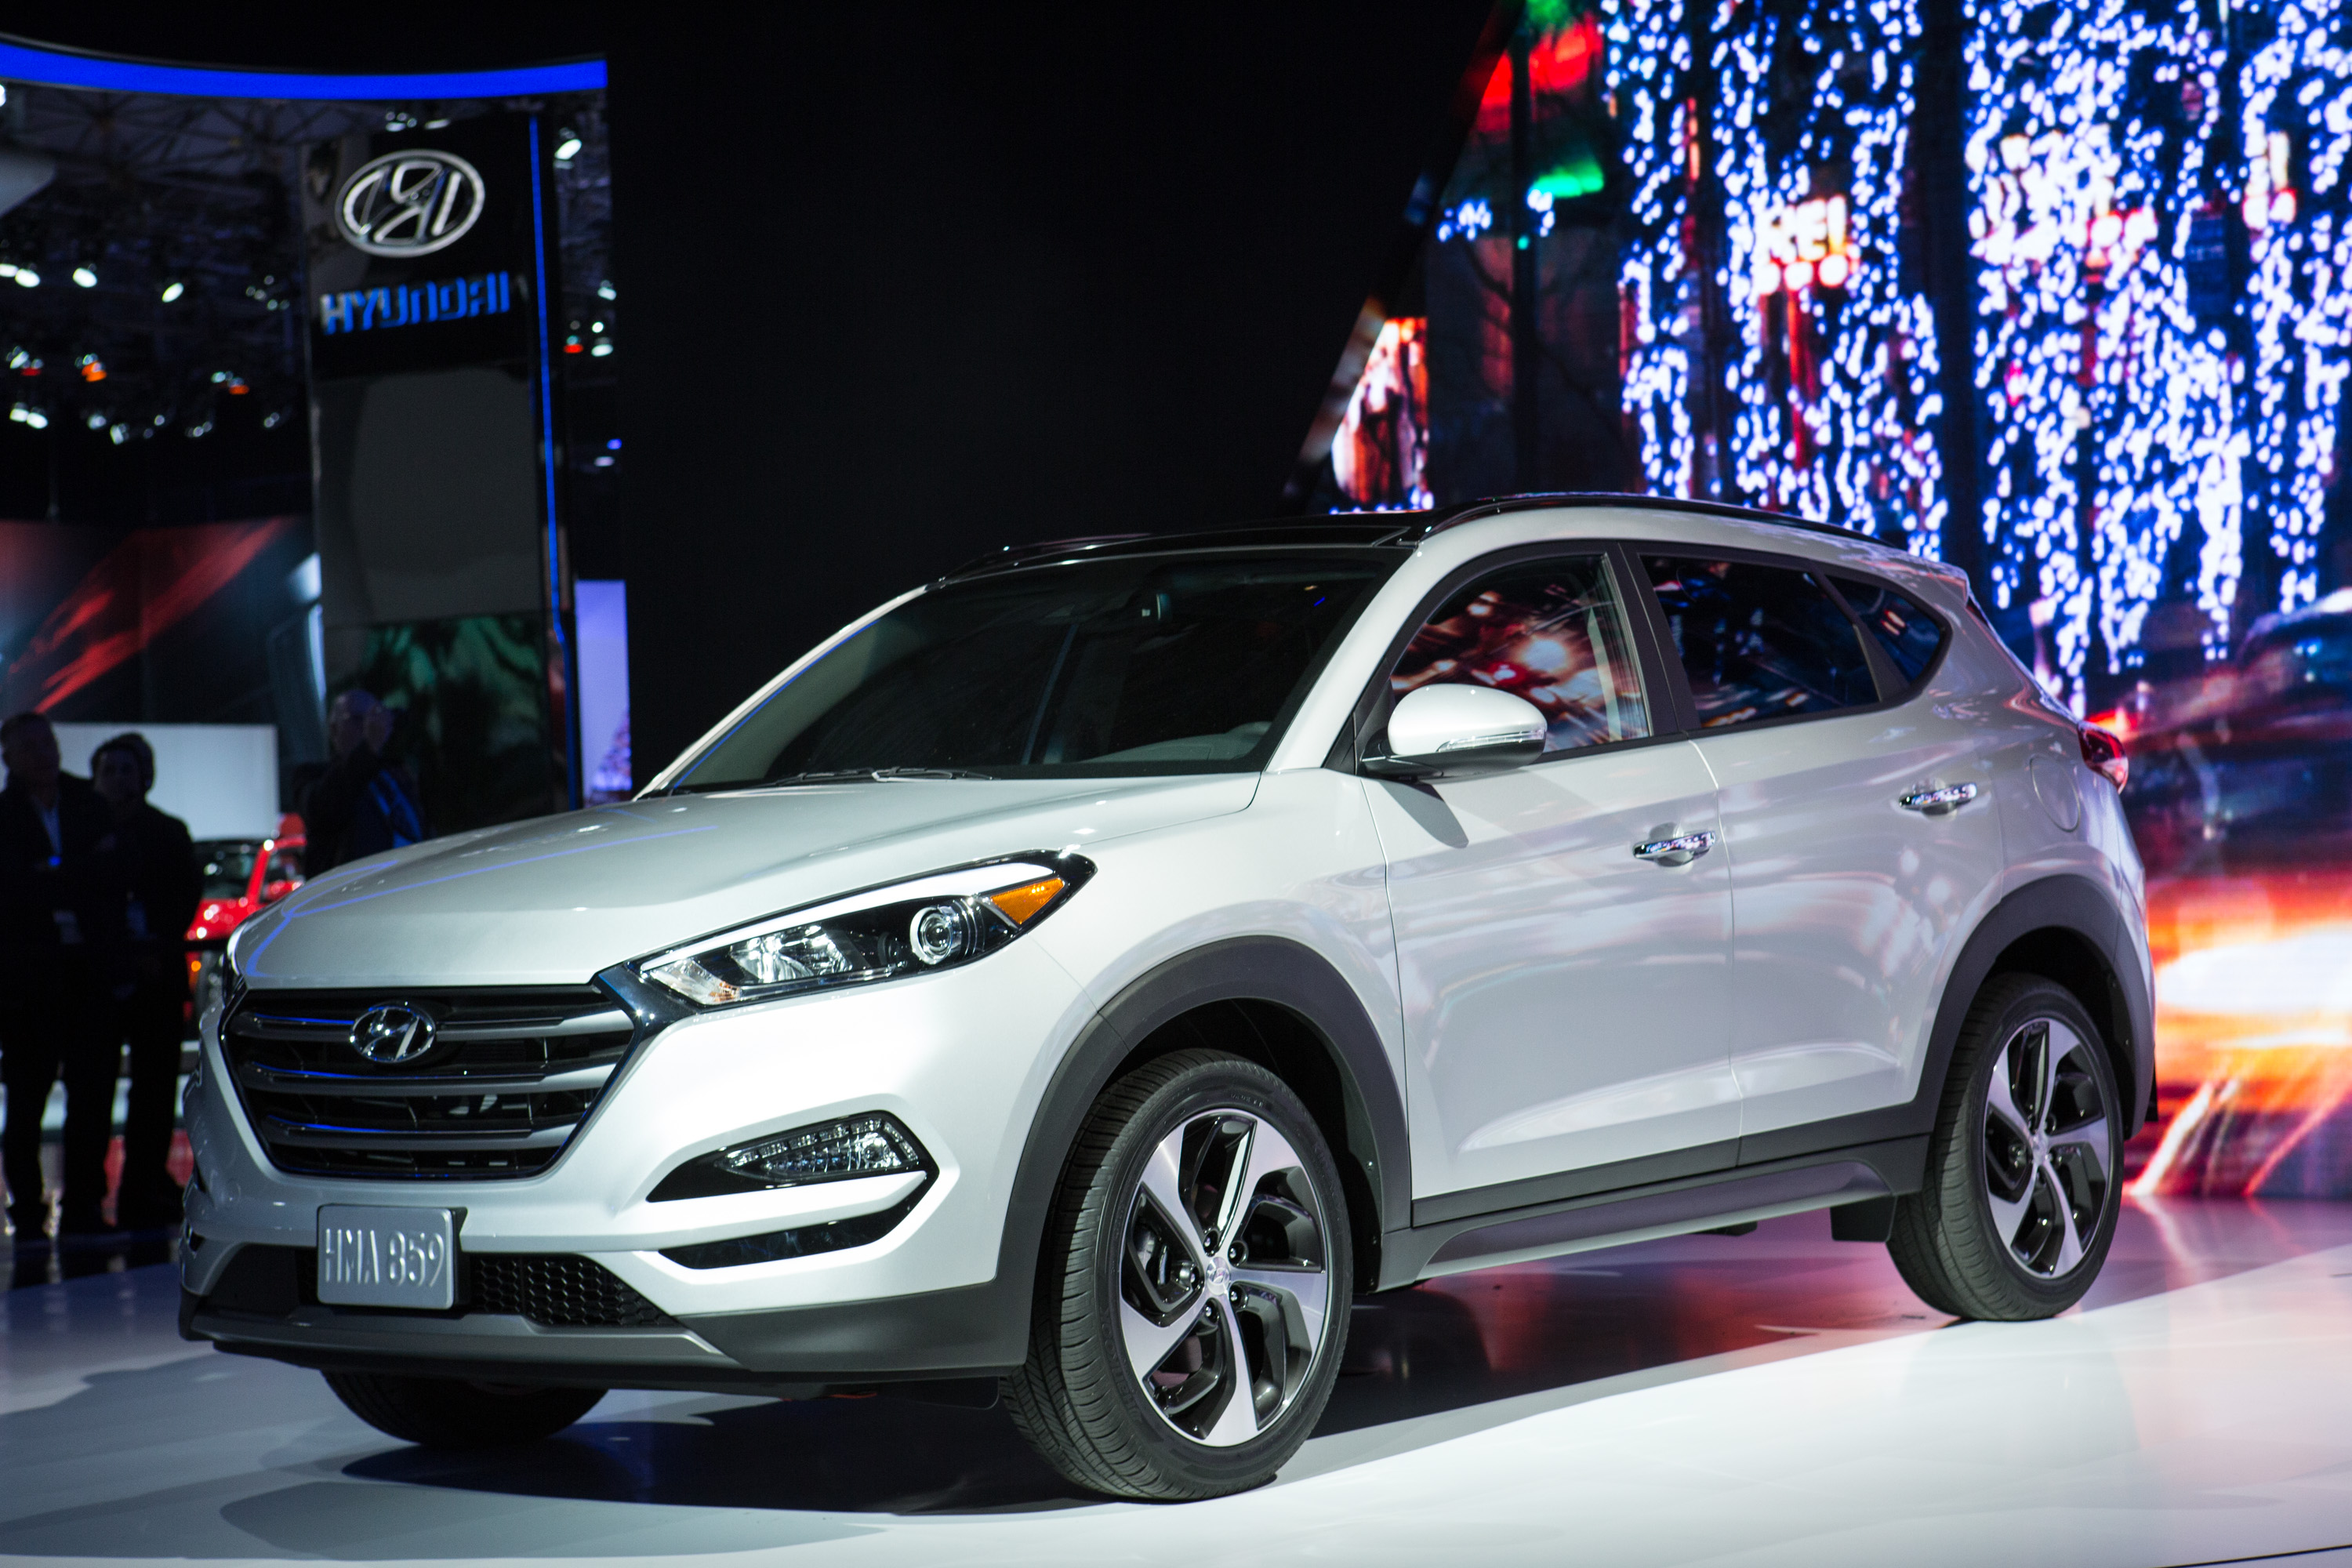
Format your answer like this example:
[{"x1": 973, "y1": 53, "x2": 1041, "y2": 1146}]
[{"x1": 233, "y1": 775, "x2": 1258, "y2": 989}]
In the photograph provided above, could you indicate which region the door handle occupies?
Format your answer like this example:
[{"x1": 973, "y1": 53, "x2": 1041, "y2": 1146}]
[
  {"x1": 1632, "y1": 830, "x2": 1716, "y2": 866},
  {"x1": 1899, "y1": 782, "x2": 1980, "y2": 814}
]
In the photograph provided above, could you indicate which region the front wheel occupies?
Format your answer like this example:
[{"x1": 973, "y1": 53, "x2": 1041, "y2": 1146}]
[
  {"x1": 1889, "y1": 975, "x2": 2123, "y2": 1320},
  {"x1": 1004, "y1": 1050, "x2": 1352, "y2": 1501},
  {"x1": 324, "y1": 1371, "x2": 605, "y2": 1448}
]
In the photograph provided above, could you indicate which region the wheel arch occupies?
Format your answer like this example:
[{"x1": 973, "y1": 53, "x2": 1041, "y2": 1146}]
[
  {"x1": 997, "y1": 936, "x2": 1410, "y2": 1305},
  {"x1": 1933, "y1": 876, "x2": 2154, "y2": 1138}
]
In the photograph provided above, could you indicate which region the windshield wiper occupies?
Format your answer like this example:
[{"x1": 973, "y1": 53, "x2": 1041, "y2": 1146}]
[
  {"x1": 761, "y1": 767, "x2": 997, "y2": 787},
  {"x1": 666, "y1": 767, "x2": 998, "y2": 795}
]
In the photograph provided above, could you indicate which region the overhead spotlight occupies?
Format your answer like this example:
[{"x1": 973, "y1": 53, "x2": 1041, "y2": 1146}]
[
  {"x1": 590, "y1": 342, "x2": 613, "y2": 358},
  {"x1": 554, "y1": 131, "x2": 583, "y2": 163},
  {"x1": 210, "y1": 370, "x2": 229, "y2": 383},
  {"x1": 423, "y1": 118, "x2": 451, "y2": 129},
  {"x1": 108, "y1": 424, "x2": 127, "y2": 445},
  {"x1": 161, "y1": 281, "x2": 185, "y2": 303},
  {"x1": 13, "y1": 269, "x2": 38, "y2": 289},
  {"x1": 71, "y1": 266, "x2": 96, "y2": 288},
  {"x1": 263, "y1": 411, "x2": 283, "y2": 429},
  {"x1": 85, "y1": 411, "x2": 106, "y2": 430},
  {"x1": 596, "y1": 280, "x2": 615, "y2": 301}
]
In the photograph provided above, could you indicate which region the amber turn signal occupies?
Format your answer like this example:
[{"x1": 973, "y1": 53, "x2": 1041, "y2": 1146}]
[{"x1": 987, "y1": 877, "x2": 1065, "y2": 926}]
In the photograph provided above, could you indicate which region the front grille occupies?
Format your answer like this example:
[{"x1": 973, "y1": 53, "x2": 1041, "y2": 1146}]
[
  {"x1": 474, "y1": 1254, "x2": 676, "y2": 1327},
  {"x1": 221, "y1": 985, "x2": 638, "y2": 1180}
]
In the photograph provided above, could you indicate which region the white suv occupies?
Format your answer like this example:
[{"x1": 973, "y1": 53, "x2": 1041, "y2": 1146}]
[{"x1": 181, "y1": 498, "x2": 2151, "y2": 1500}]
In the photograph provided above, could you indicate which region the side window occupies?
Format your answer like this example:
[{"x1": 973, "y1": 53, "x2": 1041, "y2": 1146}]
[
  {"x1": 1835, "y1": 575, "x2": 1946, "y2": 688},
  {"x1": 1390, "y1": 554, "x2": 1650, "y2": 753},
  {"x1": 1643, "y1": 556, "x2": 1877, "y2": 728}
]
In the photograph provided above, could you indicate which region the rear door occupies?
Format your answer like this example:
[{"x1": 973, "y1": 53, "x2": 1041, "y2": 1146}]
[
  {"x1": 1365, "y1": 546, "x2": 1738, "y2": 1204},
  {"x1": 1636, "y1": 552, "x2": 2003, "y2": 1145}
]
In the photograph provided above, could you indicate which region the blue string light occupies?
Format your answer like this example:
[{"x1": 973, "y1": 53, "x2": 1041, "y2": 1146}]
[{"x1": 1607, "y1": 0, "x2": 1945, "y2": 558}]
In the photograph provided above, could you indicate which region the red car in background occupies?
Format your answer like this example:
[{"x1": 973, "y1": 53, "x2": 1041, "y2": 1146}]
[{"x1": 186, "y1": 818, "x2": 305, "y2": 1032}]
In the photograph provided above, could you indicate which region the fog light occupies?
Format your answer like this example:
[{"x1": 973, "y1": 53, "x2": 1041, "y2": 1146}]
[{"x1": 648, "y1": 1112, "x2": 931, "y2": 1200}]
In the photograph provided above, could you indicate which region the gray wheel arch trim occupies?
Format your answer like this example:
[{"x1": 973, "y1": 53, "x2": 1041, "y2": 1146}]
[
  {"x1": 1935, "y1": 874, "x2": 2154, "y2": 1138},
  {"x1": 998, "y1": 936, "x2": 1410, "y2": 1303}
]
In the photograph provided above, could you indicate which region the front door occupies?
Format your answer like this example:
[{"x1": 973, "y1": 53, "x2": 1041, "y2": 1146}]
[{"x1": 1366, "y1": 550, "x2": 1737, "y2": 1205}]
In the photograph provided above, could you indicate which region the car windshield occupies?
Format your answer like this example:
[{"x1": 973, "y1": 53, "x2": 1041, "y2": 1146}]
[
  {"x1": 668, "y1": 550, "x2": 1399, "y2": 789},
  {"x1": 198, "y1": 843, "x2": 258, "y2": 902}
]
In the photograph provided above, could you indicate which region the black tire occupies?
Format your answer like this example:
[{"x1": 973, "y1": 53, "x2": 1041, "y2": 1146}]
[
  {"x1": 1889, "y1": 975, "x2": 2124, "y2": 1319},
  {"x1": 323, "y1": 1371, "x2": 606, "y2": 1448},
  {"x1": 1004, "y1": 1049, "x2": 1352, "y2": 1501}
]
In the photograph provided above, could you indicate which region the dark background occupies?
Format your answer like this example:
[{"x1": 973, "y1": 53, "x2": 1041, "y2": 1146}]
[{"x1": 10, "y1": 4, "x2": 1504, "y2": 775}]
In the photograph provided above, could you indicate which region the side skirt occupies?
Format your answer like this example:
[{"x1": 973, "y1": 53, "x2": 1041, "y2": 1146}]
[{"x1": 1379, "y1": 1136, "x2": 1927, "y2": 1287}]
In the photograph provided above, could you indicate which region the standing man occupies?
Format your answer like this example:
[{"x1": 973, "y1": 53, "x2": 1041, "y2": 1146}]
[
  {"x1": 89, "y1": 733, "x2": 200, "y2": 1230},
  {"x1": 0, "y1": 712, "x2": 112, "y2": 1240},
  {"x1": 302, "y1": 690, "x2": 425, "y2": 875}
]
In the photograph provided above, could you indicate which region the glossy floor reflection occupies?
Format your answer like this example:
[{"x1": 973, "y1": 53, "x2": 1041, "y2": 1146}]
[{"x1": 5, "y1": 1199, "x2": 2350, "y2": 1566}]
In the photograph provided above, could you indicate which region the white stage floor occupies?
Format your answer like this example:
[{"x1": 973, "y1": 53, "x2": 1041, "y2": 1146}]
[{"x1": 5, "y1": 1199, "x2": 2351, "y2": 1566}]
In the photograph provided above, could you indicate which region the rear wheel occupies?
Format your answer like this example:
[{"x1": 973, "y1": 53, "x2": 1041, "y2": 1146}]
[
  {"x1": 1004, "y1": 1050, "x2": 1351, "y2": 1500},
  {"x1": 323, "y1": 1371, "x2": 605, "y2": 1448},
  {"x1": 1889, "y1": 975, "x2": 2122, "y2": 1319}
]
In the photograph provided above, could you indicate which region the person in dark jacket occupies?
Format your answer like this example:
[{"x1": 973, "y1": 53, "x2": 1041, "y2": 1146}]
[
  {"x1": 0, "y1": 712, "x2": 114, "y2": 1241},
  {"x1": 301, "y1": 690, "x2": 424, "y2": 875},
  {"x1": 89, "y1": 733, "x2": 200, "y2": 1230}
]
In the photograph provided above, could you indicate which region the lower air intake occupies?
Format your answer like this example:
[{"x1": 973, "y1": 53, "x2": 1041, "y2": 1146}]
[{"x1": 471, "y1": 1254, "x2": 676, "y2": 1327}]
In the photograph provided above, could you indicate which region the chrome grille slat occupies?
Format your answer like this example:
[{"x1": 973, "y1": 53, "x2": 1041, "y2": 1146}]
[
  {"x1": 438, "y1": 1011, "x2": 633, "y2": 1042},
  {"x1": 221, "y1": 985, "x2": 637, "y2": 1180},
  {"x1": 234, "y1": 1061, "x2": 619, "y2": 1095},
  {"x1": 260, "y1": 1121, "x2": 579, "y2": 1151}
]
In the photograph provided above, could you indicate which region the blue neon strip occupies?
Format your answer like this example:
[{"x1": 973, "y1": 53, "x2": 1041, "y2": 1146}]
[{"x1": 0, "y1": 37, "x2": 604, "y2": 100}]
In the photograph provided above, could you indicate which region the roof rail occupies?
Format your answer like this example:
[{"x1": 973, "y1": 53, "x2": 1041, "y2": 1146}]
[
  {"x1": 932, "y1": 493, "x2": 1918, "y2": 586},
  {"x1": 1402, "y1": 491, "x2": 1897, "y2": 547}
]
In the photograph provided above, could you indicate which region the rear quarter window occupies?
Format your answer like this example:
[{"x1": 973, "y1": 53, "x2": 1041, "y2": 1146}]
[{"x1": 1835, "y1": 575, "x2": 1948, "y2": 688}]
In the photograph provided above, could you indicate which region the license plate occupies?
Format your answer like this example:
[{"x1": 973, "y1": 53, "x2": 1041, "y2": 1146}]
[{"x1": 316, "y1": 1206, "x2": 456, "y2": 1309}]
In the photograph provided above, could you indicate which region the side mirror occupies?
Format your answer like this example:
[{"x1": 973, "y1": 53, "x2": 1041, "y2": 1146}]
[{"x1": 1363, "y1": 685, "x2": 1547, "y2": 779}]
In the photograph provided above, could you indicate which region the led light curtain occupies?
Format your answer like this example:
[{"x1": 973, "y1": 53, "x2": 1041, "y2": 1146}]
[
  {"x1": 1603, "y1": 0, "x2": 2352, "y2": 710},
  {"x1": 1964, "y1": 0, "x2": 2236, "y2": 710},
  {"x1": 2240, "y1": 0, "x2": 2352, "y2": 626},
  {"x1": 1609, "y1": 0, "x2": 1944, "y2": 550}
]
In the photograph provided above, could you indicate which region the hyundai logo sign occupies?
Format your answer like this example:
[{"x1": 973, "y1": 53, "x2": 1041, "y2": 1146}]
[
  {"x1": 348, "y1": 1003, "x2": 440, "y2": 1065},
  {"x1": 336, "y1": 151, "x2": 487, "y2": 259}
]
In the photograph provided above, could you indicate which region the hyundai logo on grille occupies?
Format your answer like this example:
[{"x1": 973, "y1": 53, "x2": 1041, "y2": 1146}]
[
  {"x1": 348, "y1": 1004, "x2": 439, "y2": 1065},
  {"x1": 336, "y1": 151, "x2": 487, "y2": 258}
]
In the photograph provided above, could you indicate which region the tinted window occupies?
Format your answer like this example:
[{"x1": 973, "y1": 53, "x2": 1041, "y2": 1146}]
[
  {"x1": 673, "y1": 552, "x2": 1396, "y2": 787},
  {"x1": 1644, "y1": 556, "x2": 1877, "y2": 727},
  {"x1": 1391, "y1": 555, "x2": 1650, "y2": 753},
  {"x1": 1835, "y1": 576, "x2": 1945, "y2": 687}
]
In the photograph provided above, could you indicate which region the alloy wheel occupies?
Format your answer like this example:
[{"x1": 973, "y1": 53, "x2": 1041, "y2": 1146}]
[
  {"x1": 1117, "y1": 1109, "x2": 1334, "y2": 1446},
  {"x1": 1980, "y1": 1015, "x2": 2114, "y2": 1278}
]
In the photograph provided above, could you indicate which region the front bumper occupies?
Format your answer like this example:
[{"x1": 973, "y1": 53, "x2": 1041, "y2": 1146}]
[
  {"x1": 183, "y1": 1251, "x2": 1025, "y2": 1392},
  {"x1": 182, "y1": 939, "x2": 1094, "y2": 1384}
]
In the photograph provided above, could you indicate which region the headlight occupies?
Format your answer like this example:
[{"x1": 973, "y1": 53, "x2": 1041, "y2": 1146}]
[{"x1": 636, "y1": 852, "x2": 1092, "y2": 1008}]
